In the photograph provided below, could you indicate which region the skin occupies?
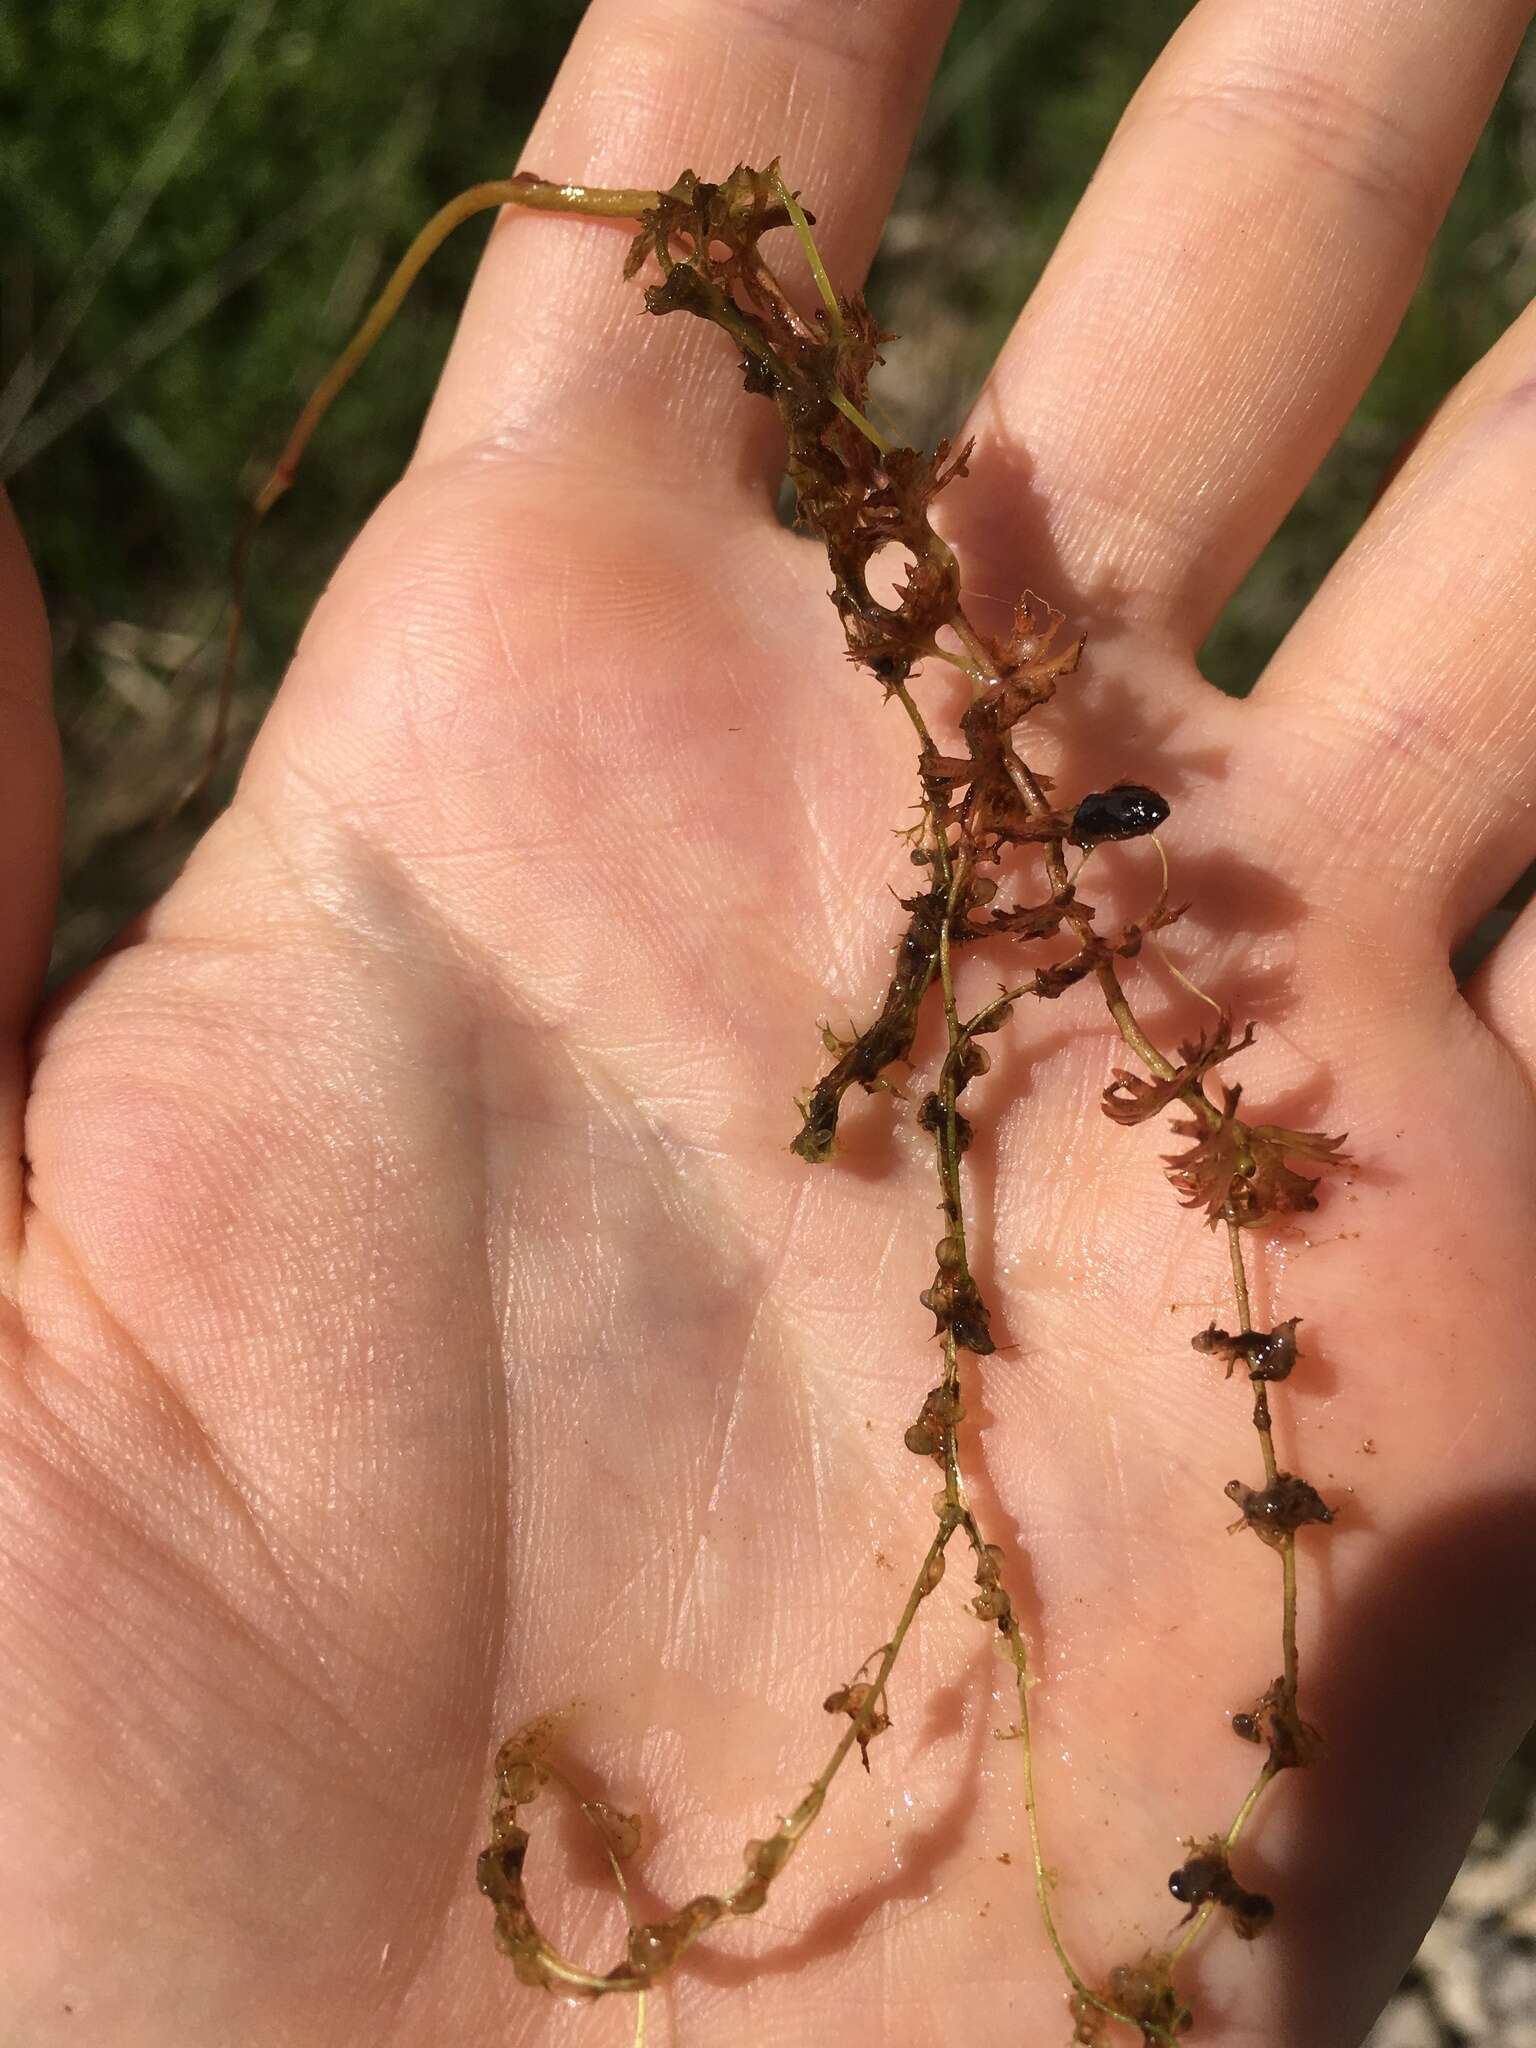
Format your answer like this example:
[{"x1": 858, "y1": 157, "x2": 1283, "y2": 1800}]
[{"x1": 5, "y1": 0, "x2": 1536, "y2": 2043}]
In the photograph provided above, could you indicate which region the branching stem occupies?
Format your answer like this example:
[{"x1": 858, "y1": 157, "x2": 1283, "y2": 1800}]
[{"x1": 231, "y1": 158, "x2": 1349, "y2": 2044}]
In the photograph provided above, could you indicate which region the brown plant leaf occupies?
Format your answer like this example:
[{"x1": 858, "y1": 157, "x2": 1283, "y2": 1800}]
[
  {"x1": 1102, "y1": 1017, "x2": 1254, "y2": 1127},
  {"x1": 822, "y1": 1682, "x2": 891, "y2": 1771}
]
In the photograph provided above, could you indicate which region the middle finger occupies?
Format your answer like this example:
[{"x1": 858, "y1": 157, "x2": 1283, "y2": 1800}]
[{"x1": 951, "y1": 0, "x2": 1532, "y2": 647}]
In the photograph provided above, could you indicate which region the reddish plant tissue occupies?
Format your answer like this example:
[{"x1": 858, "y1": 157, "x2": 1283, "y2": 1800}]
[{"x1": 242, "y1": 162, "x2": 1352, "y2": 2045}]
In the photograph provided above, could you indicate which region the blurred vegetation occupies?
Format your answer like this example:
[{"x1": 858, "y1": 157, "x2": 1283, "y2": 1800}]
[{"x1": 2, "y1": 0, "x2": 1533, "y2": 969}]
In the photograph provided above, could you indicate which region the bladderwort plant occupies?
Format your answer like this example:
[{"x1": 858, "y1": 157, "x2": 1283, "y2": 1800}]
[{"x1": 223, "y1": 162, "x2": 1352, "y2": 2046}]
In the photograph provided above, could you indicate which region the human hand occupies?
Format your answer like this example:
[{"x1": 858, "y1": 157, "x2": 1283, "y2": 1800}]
[{"x1": 5, "y1": 2, "x2": 1536, "y2": 2043}]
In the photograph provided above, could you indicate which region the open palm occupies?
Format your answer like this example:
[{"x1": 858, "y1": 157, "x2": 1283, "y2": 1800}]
[{"x1": 7, "y1": 4, "x2": 1536, "y2": 2045}]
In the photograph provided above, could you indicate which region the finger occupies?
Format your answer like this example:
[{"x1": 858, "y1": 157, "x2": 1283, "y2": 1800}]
[
  {"x1": 0, "y1": 492, "x2": 61, "y2": 1257},
  {"x1": 1252, "y1": 294, "x2": 1536, "y2": 953},
  {"x1": 1463, "y1": 893, "x2": 1536, "y2": 1073},
  {"x1": 415, "y1": 0, "x2": 959, "y2": 493},
  {"x1": 949, "y1": 0, "x2": 1532, "y2": 644}
]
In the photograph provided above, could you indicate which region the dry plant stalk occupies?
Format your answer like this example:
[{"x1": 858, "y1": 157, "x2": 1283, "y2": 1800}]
[{"x1": 236, "y1": 162, "x2": 1351, "y2": 2046}]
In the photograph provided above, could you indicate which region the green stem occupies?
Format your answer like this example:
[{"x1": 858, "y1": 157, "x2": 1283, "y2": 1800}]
[
  {"x1": 1281, "y1": 1537, "x2": 1299, "y2": 1698},
  {"x1": 1164, "y1": 1226, "x2": 1300, "y2": 1987},
  {"x1": 1164, "y1": 1762, "x2": 1277, "y2": 1971},
  {"x1": 771, "y1": 166, "x2": 842, "y2": 339},
  {"x1": 737, "y1": 1518, "x2": 957, "y2": 1876},
  {"x1": 192, "y1": 170, "x2": 660, "y2": 811},
  {"x1": 829, "y1": 383, "x2": 892, "y2": 451},
  {"x1": 888, "y1": 678, "x2": 1142, "y2": 2039},
  {"x1": 1226, "y1": 1218, "x2": 1254, "y2": 1330},
  {"x1": 494, "y1": 1515, "x2": 960, "y2": 1999},
  {"x1": 981, "y1": 1562, "x2": 1151, "y2": 2041}
]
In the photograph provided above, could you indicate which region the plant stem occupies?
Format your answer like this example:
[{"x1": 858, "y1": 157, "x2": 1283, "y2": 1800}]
[
  {"x1": 888, "y1": 674, "x2": 1161, "y2": 2042},
  {"x1": 771, "y1": 167, "x2": 843, "y2": 341},
  {"x1": 1164, "y1": 1226, "x2": 1304, "y2": 1987},
  {"x1": 433, "y1": 162, "x2": 1344, "y2": 2040},
  {"x1": 196, "y1": 171, "x2": 660, "y2": 810},
  {"x1": 1164, "y1": 1760, "x2": 1277, "y2": 1971}
]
